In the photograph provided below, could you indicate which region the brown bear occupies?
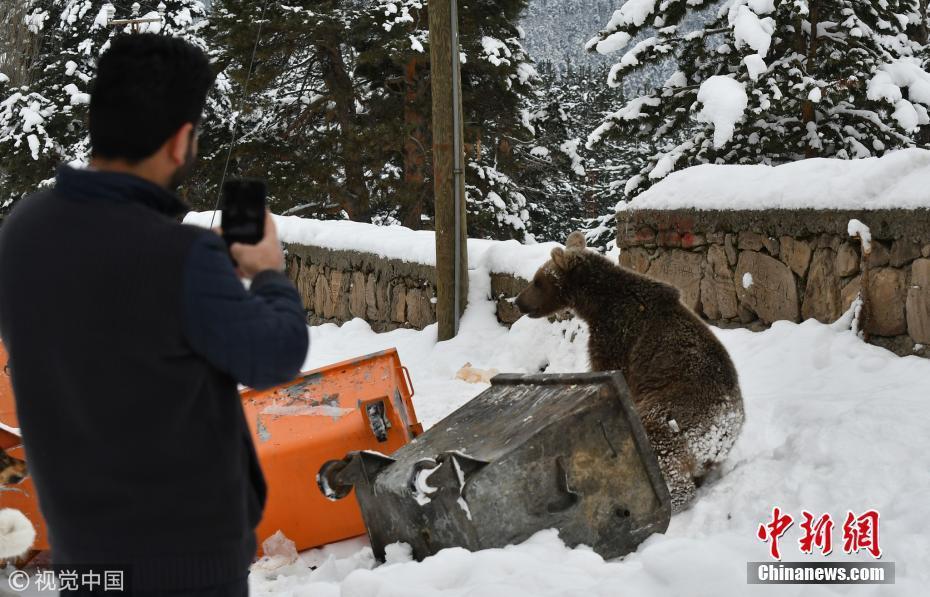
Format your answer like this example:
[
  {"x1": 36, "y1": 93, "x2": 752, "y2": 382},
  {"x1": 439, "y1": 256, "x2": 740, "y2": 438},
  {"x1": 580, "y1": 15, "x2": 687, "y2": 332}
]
[{"x1": 515, "y1": 231, "x2": 744, "y2": 512}]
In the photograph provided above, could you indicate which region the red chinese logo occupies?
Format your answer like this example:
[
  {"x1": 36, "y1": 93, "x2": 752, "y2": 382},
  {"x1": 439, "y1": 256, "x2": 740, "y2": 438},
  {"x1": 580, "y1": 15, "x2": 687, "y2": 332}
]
[
  {"x1": 757, "y1": 507, "x2": 794, "y2": 560},
  {"x1": 757, "y1": 508, "x2": 882, "y2": 559},
  {"x1": 842, "y1": 510, "x2": 882, "y2": 558},
  {"x1": 798, "y1": 511, "x2": 834, "y2": 555}
]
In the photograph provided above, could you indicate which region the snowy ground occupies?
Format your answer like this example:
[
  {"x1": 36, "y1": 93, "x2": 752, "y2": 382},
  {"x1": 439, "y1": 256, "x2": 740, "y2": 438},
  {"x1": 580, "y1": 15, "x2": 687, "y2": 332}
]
[{"x1": 250, "y1": 270, "x2": 930, "y2": 596}]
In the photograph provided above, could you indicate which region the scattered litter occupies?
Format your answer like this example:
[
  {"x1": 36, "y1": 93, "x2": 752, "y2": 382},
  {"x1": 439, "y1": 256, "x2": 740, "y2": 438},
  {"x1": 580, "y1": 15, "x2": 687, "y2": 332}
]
[{"x1": 455, "y1": 362, "x2": 500, "y2": 384}]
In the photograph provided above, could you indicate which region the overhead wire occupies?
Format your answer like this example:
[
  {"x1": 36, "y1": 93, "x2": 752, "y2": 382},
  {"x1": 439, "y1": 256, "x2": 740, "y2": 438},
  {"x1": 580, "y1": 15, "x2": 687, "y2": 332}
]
[{"x1": 209, "y1": 0, "x2": 271, "y2": 229}]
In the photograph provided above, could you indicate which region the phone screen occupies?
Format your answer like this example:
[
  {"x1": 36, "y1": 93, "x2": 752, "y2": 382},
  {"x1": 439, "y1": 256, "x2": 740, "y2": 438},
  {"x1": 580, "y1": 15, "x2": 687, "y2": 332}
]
[{"x1": 221, "y1": 179, "x2": 266, "y2": 246}]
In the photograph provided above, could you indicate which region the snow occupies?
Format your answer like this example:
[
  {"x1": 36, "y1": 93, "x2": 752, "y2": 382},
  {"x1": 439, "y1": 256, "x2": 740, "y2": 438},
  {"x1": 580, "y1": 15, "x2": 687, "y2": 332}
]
[
  {"x1": 62, "y1": 84, "x2": 90, "y2": 106},
  {"x1": 622, "y1": 148, "x2": 930, "y2": 211},
  {"x1": 0, "y1": 509, "x2": 35, "y2": 559},
  {"x1": 516, "y1": 62, "x2": 537, "y2": 85},
  {"x1": 134, "y1": 11, "x2": 164, "y2": 35},
  {"x1": 184, "y1": 212, "x2": 560, "y2": 281},
  {"x1": 892, "y1": 99, "x2": 920, "y2": 132},
  {"x1": 617, "y1": 37, "x2": 660, "y2": 70},
  {"x1": 91, "y1": 5, "x2": 109, "y2": 30},
  {"x1": 412, "y1": 462, "x2": 439, "y2": 506},
  {"x1": 847, "y1": 219, "x2": 872, "y2": 253},
  {"x1": 246, "y1": 264, "x2": 930, "y2": 595},
  {"x1": 26, "y1": 135, "x2": 40, "y2": 160},
  {"x1": 24, "y1": 10, "x2": 48, "y2": 34},
  {"x1": 664, "y1": 71, "x2": 687, "y2": 89},
  {"x1": 742, "y1": 272, "x2": 753, "y2": 289},
  {"x1": 559, "y1": 139, "x2": 586, "y2": 176},
  {"x1": 172, "y1": 7, "x2": 194, "y2": 27},
  {"x1": 607, "y1": 0, "x2": 656, "y2": 30},
  {"x1": 0, "y1": 74, "x2": 8, "y2": 86},
  {"x1": 480, "y1": 36, "x2": 513, "y2": 67},
  {"x1": 867, "y1": 59, "x2": 930, "y2": 129},
  {"x1": 19, "y1": 102, "x2": 45, "y2": 133},
  {"x1": 730, "y1": 4, "x2": 774, "y2": 57},
  {"x1": 585, "y1": 96, "x2": 660, "y2": 148},
  {"x1": 743, "y1": 54, "x2": 767, "y2": 81},
  {"x1": 747, "y1": 0, "x2": 776, "y2": 14},
  {"x1": 592, "y1": 31, "x2": 632, "y2": 55},
  {"x1": 696, "y1": 76, "x2": 748, "y2": 149}
]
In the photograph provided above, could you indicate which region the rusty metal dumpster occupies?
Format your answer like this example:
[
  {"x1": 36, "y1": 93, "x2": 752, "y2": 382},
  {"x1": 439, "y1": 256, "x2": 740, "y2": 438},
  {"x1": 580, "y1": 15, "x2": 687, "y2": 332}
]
[
  {"x1": 320, "y1": 371, "x2": 671, "y2": 561},
  {"x1": 0, "y1": 343, "x2": 421, "y2": 555}
]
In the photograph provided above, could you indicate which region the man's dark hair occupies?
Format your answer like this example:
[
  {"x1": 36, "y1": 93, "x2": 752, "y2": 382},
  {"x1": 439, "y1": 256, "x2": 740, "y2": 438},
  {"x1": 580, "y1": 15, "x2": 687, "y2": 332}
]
[{"x1": 89, "y1": 34, "x2": 215, "y2": 162}]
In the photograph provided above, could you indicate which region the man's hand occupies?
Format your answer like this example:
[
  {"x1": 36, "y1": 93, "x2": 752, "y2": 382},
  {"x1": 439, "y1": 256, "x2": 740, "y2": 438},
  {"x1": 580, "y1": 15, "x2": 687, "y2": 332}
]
[{"x1": 229, "y1": 211, "x2": 285, "y2": 279}]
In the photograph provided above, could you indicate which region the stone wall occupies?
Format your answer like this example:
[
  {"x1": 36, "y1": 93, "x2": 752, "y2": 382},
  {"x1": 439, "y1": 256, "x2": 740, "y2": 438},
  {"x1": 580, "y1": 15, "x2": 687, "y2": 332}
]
[
  {"x1": 617, "y1": 209, "x2": 930, "y2": 357},
  {"x1": 284, "y1": 244, "x2": 529, "y2": 332}
]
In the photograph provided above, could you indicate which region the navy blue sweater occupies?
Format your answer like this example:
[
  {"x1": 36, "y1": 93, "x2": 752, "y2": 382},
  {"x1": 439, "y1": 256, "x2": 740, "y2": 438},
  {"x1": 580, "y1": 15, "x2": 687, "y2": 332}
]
[{"x1": 0, "y1": 167, "x2": 309, "y2": 591}]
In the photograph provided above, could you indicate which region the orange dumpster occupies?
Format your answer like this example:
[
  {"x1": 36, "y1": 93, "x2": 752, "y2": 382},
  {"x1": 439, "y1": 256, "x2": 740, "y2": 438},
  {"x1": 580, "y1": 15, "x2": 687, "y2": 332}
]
[
  {"x1": 243, "y1": 348, "x2": 422, "y2": 553},
  {"x1": 0, "y1": 342, "x2": 421, "y2": 556},
  {"x1": 0, "y1": 342, "x2": 48, "y2": 552}
]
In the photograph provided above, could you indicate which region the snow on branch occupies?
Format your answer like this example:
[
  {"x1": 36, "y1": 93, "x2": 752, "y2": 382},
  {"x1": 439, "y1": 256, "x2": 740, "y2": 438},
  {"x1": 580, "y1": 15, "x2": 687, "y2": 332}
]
[
  {"x1": 696, "y1": 76, "x2": 748, "y2": 149},
  {"x1": 867, "y1": 59, "x2": 930, "y2": 132}
]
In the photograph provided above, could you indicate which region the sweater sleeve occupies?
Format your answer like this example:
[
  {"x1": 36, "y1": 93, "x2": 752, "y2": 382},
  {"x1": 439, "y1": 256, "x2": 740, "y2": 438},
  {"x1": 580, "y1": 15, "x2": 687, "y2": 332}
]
[{"x1": 182, "y1": 232, "x2": 309, "y2": 390}]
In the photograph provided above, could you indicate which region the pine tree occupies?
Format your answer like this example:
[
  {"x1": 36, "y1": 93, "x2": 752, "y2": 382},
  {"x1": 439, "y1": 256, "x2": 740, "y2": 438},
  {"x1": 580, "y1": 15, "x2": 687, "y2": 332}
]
[
  {"x1": 203, "y1": 0, "x2": 582, "y2": 241},
  {"x1": 0, "y1": 0, "x2": 210, "y2": 213},
  {"x1": 200, "y1": 1, "x2": 399, "y2": 223},
  {"x1": 586, "y1": 0, "x2": 930, "y2": 200},
  {"x1": 530, "y1": 61, "x2": 650, "y2": 250}
]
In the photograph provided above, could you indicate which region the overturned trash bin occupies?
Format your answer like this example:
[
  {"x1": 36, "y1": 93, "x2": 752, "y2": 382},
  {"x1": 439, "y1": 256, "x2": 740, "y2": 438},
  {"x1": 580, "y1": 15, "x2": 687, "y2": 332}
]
[{"x1": 319, "y1": 372, "x2": 671, "y2": 561}]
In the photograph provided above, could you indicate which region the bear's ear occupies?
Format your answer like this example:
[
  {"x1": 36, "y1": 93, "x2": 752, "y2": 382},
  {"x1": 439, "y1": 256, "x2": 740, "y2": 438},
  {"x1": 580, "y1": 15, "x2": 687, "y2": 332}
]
[
  {"x1": 565, "y1": 231, "x2": 587, "y2": 251},
  {"x1": 551, "y1": 247, "x2": 582, "y2": 272}
]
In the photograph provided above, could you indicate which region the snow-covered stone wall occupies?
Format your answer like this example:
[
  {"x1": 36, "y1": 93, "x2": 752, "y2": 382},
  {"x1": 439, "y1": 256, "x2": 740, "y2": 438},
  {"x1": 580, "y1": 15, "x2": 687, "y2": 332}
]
[
  {"x1": 283, "y1": 245, "x2": 527, "y2": 332},
  {"x1": 184, "y1": 212, "x2": 558, "y2": 332},
  {"x1": 617, "y1": 152, "x2": 930, "y2": 357},
  {"x1": 617, "y1": 208, "x2": 930, "y2": 357}
]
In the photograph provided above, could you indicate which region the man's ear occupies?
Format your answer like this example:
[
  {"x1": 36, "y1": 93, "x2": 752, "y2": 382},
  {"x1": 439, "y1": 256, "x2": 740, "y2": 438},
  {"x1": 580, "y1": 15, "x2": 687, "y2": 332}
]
[{"x1": 166, "y1": 122, "x2": 194, "y2": 166}]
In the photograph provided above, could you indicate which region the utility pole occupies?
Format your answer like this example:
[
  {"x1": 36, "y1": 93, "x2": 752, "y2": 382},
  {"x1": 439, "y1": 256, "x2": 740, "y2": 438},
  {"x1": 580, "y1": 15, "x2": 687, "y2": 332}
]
[{"x1": 429, "y1": 0, "x2": 468, "y2": 341}]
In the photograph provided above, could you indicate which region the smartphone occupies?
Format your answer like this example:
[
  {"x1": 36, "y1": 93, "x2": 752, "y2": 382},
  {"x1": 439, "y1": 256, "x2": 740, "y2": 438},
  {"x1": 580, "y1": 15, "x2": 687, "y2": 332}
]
[{"x1": 221, "y1": 178, "x2": 267, "y2": 246}]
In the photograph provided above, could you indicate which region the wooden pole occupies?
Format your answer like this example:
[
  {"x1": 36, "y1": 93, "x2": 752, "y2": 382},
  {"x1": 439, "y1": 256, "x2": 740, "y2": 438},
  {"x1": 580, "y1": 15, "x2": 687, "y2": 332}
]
[{"x1": 430, "y1": 0, "x2": 468, "y2": 341}]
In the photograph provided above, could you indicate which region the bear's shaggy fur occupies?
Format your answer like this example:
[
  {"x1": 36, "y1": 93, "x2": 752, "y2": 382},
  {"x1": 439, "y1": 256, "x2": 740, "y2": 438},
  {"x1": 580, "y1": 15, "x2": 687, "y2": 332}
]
[{"x1": 515, "y1": 232, "x2": 744, "y2": 511}]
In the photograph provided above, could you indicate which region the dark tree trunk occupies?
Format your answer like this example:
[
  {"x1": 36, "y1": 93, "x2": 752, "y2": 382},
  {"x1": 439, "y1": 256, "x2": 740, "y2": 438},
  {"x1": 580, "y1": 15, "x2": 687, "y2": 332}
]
[
  {"x1": 319, "y1": 43, "x2": 372, "y2": 222},
  {"x1": 918, "y1": 0, "x2": 928, "y2": 44},
  {"x1": 401, "y1": 56, "x2": 430, "y2": 229},
  {"x1": 802, "y1": 1, "x2": 820, "y2": 159}
]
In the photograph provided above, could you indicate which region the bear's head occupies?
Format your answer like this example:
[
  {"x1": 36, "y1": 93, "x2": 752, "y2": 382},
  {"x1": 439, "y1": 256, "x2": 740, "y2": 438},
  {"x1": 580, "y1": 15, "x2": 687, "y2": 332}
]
[{"x1": 515, "y1": 231, "x2": 588, "y2": 318}]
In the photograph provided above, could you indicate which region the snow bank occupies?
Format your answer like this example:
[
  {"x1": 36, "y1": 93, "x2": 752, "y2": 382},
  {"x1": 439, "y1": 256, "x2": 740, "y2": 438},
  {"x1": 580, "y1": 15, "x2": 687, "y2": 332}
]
[
  {"x1": 246, "y1": 266, "x2": 930, "y2": 595},
  {"x1": 621, "y1": 148, "x2": 930, "y2": 211},
  {"x1": 183, "y1": 212, "x2": 559, "y2": 281}
]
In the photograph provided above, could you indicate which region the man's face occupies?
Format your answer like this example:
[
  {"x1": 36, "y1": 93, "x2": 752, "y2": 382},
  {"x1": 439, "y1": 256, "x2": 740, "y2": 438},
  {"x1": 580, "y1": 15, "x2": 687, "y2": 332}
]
[{"x1": 167, "y1": 128, "x2": 198, "y2": 192}]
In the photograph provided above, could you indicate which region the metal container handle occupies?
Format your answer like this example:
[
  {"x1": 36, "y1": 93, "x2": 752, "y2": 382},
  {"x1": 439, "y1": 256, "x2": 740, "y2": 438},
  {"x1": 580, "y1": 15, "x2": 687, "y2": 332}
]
[{"x1": 401, "y1": 366, "x2": 415, "y2": 399}]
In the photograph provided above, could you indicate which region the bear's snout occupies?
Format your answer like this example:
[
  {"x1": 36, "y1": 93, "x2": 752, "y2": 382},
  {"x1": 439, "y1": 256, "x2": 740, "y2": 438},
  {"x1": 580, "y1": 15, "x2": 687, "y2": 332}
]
[{"x1": 515, "y1": 289, "x2": 544, "y2": 318}]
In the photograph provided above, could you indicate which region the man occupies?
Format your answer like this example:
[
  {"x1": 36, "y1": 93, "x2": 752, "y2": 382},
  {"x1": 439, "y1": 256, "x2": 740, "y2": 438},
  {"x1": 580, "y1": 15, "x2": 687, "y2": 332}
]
[{"x1": 0, "y1": 35, "x2": 309, "y2": 595}]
